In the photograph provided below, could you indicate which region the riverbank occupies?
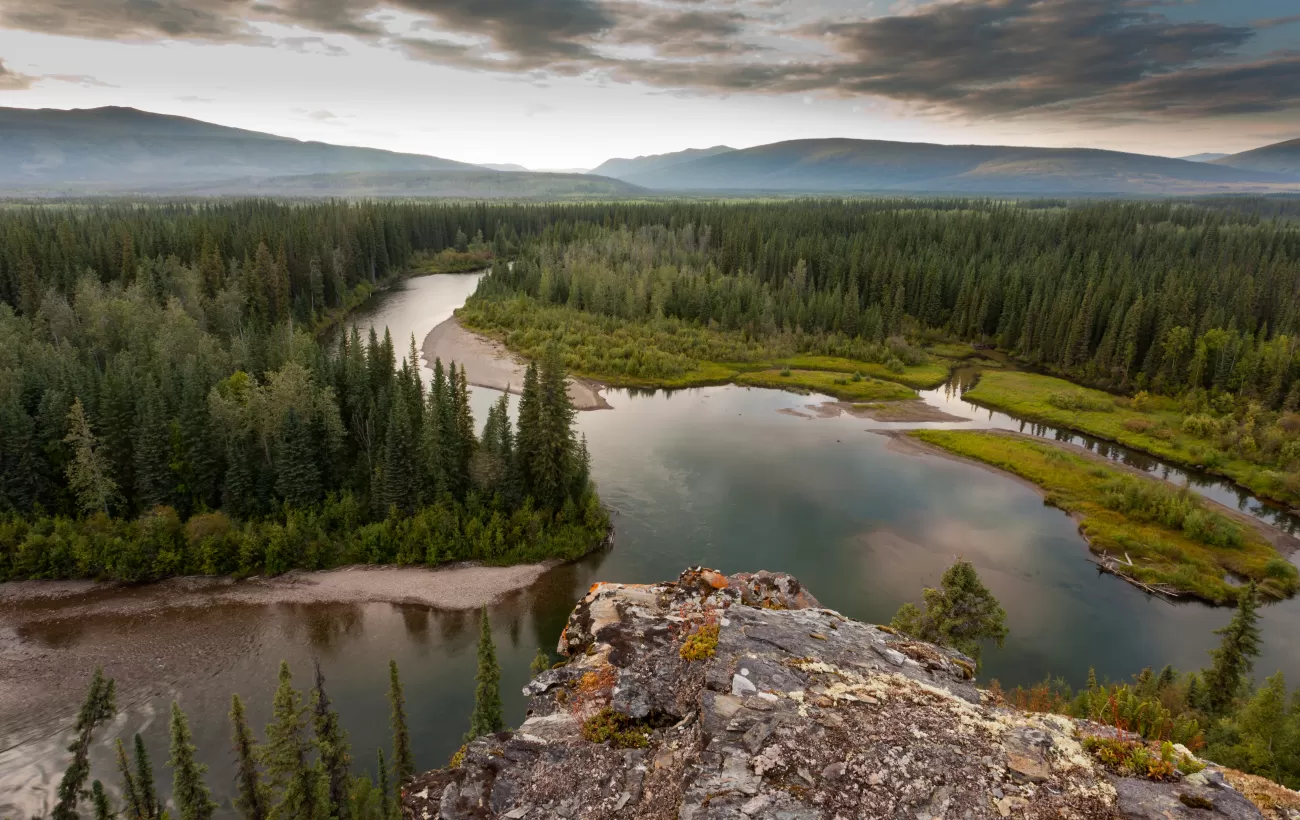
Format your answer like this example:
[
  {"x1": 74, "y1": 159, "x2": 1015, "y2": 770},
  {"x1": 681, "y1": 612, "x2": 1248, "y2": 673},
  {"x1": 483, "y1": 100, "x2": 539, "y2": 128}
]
[
  {"x1": 0, "y1": 562, "x2": 559, "y2": 755},
  {"x1": 964, "y1": 370, "x2": 1300, "y2": 510},
  {"x1": 890, "y1": 429, "x2": 1300, "y2": 604},
  {"x1": 422, "y1": 316, "x2": 610, "y2": 410}
]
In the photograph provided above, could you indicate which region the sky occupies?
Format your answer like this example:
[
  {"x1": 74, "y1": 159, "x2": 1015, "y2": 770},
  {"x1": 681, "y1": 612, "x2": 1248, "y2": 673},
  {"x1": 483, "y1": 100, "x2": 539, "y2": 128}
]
[{"x1": 0, "y1": 0, "x2": 1297, "y2": 169}]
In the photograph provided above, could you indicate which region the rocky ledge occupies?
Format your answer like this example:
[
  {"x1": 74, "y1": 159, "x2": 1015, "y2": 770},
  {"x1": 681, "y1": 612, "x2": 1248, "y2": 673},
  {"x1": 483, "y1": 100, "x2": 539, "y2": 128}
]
[{"x1": 404, "y1": 568, "x2": 1300, "y2": 819}]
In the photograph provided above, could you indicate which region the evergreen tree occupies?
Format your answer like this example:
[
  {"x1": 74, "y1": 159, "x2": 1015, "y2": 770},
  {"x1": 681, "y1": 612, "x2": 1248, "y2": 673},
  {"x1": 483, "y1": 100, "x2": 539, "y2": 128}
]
[
  {"x1": 53, "y1": 667, "x2": 117, "y2": 820},
  {"x1": 133, "y1": 378, "x2": 173, "y2": 511},
  {"x1": 467, "y1": 607, "x2": 505, "y2": 739},
  {"x1": 1203, "y1": 582, "x2": 1263, "y2": 714},
  {"x1": 115, "y1": 738, "x2": 144, "y2": 820},
  {"x1": 530, "y1": 647, "x2": 551, "y2": 677},
  {"x1": 91, "y1": 779, "x2": 112, "y2": 820},
  {"x1": 533, "y1": 347, "x2": 576, "y2": 511},
  {"x1": 261, "y1": 661, "x2": 322, "y2": 820},
  {"x1": 387, "y1": 660, "x2": 414, "y2": 782},
  {"x1": 376, "y1": 750, "x2": 392, "y2": 820},
  {"x1": 311, "y1": 663, "x2": 352, "y2": 820},
  {"x1": 167, "y1": 701, "x2": 217, "y2": 820},
  {"x1": 276, "y1": 408, "x2": 321, "y2": 507},
  {"x1": 64, "y1": 397, "x2": 118, "y2": 516},
  {"x1": 230, "y1": 694, "x2": 270, "y2": 820},
  {"x1": 133, "y1": 733, "x2": 160, "y2": 820},
  {"x1": 514, "y1": 362, "x2": 541, "y2": 499},
  {"x1": 890, "y1": 558, "x2": 1008, "y2": 667}
]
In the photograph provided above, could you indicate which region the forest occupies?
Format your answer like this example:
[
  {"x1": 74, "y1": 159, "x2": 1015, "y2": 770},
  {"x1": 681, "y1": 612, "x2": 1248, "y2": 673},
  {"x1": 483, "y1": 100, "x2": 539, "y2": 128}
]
[
  {"x1": 0, "y1": 201, "x2": 605, "y2": 581},
  {"x1": 3, "y1": 196, "x2": 1300, "y2": 575}
]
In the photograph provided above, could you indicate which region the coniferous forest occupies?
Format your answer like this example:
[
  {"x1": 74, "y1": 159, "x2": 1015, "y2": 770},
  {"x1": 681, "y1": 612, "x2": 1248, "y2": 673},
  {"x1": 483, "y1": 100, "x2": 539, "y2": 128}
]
[
  {"x1": 3, "y1": 197, "x2": 1300, "y2": 580},
  {"x1": 0, "y1": 201, "x2": 605, "y2": 581}
]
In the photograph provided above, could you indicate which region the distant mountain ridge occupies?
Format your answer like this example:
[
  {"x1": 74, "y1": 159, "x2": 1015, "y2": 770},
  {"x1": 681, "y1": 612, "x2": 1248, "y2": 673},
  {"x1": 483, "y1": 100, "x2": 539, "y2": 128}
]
[
  {"x1": 149, "y1": 170, "x2": 643, "y2": 199},
  {"x1": 589, "y1": 145, "x2": 735, "y2": 181},
  {"x1": 1212, "y1": 138, "x2": 1300, "y2": 179},
  {"x1": 601, "y1": 137, "x2": 1298, "y2": 194},
  {"x1": 0, "y1": 105, "x2": 479, "y2": 188},
  {"x1": 1180, "y1": 153, "x2": 1228, "y2": 163}
]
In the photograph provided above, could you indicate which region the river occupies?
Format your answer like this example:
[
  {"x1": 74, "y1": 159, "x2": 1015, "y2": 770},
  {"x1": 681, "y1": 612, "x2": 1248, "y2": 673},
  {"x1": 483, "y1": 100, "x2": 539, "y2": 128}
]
[{"x1": 5, "y1": 272, "x2": 1300, "y2": 817}]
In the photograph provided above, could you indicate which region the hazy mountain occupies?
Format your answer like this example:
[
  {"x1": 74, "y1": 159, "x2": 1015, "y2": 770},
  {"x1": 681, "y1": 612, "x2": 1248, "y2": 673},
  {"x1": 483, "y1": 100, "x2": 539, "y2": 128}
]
[
  {"x1": 145, "y1": 170, "x2": 644, "y2": 199},
  {"x1": 1180, "y1": 153, "x2": 1228, "y2": 163},
  {"x1": 1212, "y1": 138, "x2": 1300, "y2": 179},
  {"x1": 591, "y1": 145, "x2": 735, "y2": 181},
  {"x1": 478, "y1": 163, "x2": 531, "y2": 172},
  {"x1": 614, "y1": 138, "x2": 1295, "y2": 194},
  {"x1": 0, "y1": 105, "x2": 477, "y2": 190}
]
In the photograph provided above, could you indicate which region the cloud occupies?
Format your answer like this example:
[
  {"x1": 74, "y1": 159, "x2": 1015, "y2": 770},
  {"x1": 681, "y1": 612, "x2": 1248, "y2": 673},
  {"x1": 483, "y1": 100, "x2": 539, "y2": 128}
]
[
  {"x1": 44, "y1": 74, "x2": 119, "y2": 87},
  {"x1": 306, "y1": 108, "x2": 338, "y2": 120},
  {"x1": 0, "y1": 58, "x2": 34, "y2": 90},
  {"x1": 1, "y1": 0, "x2": 1295, "y2": 124}
]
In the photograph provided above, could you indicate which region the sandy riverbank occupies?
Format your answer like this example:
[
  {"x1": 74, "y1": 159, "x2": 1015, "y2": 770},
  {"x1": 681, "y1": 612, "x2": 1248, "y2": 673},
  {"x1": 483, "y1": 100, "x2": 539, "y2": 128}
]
[
  {"x1": 778, "y1": 399, "x2": 968, "y2": 423},
  {"x1": 422, "y1": 316, "x2": 610, "y2": 410}
]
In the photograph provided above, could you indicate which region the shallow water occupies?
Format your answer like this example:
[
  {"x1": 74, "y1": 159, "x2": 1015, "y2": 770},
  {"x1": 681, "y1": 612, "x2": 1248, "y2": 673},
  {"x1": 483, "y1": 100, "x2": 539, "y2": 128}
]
[{"x1": 6, "y1": 274, "x2": 1300, "y2": 817}]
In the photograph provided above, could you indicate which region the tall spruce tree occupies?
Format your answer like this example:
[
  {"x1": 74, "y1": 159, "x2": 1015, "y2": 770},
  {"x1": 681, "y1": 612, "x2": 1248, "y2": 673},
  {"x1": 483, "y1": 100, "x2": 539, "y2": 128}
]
[
  {"x1": 133, "y1": 378, "x2": 173, "y2": 511},
  {"x1": 230, "y1": 694, "x2": 270, "y2": 820},
  {"x1": 261, "y1": 661, "x2": 322, "y2": 820},
  {"x1": 133, "y1": 733, "x2": 160, "y2": 820},
  {"x1": 167, "y1": 701, "x2": 217, "y2": 820},
  {"x1": 64, "y1": 397, "x2": 118, "y2": 516},
  {"x1": 514, "y1": 361, "x2": 541, "y2": 500},
  {"x1": 91, "y1": 779, "x2": 112, "y2": 820},
  {"x1": 115, "y1": 738, "x2": 144, "y2": 820},
  {"x1": 311, "y1": 663, "x2": 353, "y2": 820},
  {"x1": 53, "y1": 667, "x2": 117, "y2": 820},
  {"x1": 467, "y1": 607, "x2": 505, "y2": 739},
  {"x1": 387, "y1": 660, "x2": 414, "y2": 782},
  {"x1": 376, "y1": 749, "x2": 392, "y2": 820},
  {"x1": 276, "y1": 408, "x2": 321, "y2": 507},
  {"x1": 1203, "y1": 582, "x2": 1263, "y2": 714}
]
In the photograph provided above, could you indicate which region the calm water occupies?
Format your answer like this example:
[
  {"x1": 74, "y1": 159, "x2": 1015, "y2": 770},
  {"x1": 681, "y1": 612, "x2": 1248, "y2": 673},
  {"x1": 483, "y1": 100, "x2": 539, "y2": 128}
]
[{"x1": 6, "y1": 273, "x2": 1300, "y2": 817}]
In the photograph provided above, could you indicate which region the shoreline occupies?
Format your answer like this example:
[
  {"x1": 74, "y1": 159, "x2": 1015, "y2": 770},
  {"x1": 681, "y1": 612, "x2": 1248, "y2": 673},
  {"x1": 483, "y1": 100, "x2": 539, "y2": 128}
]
[
  {"x1": 882, "y1": 429, "x2": 1300, "y2": 560},
  {"x1": 0, "y1": 561, "x2": 563, "y2": 759},
  {"x1": 422, "y1": 316, "x2": 611, "y2": 411}
]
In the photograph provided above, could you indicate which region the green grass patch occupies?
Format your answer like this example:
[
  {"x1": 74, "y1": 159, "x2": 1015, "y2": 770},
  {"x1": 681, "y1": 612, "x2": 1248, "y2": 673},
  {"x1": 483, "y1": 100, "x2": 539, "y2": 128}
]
[
  {"x1": 909, "y1": 430, "x2": 1297, "y2": 604},
  {"x1": 737, "y1": 369, "x2": 917, "y2": 402},
  {"x1": 963, "y1": 371, "x2": 1297, "y2": 507},
  {"x1": 773, "y1": 356, "x2": 951, "y2": 389},
  {"x1": 926, "y1": 342, "x2": 980, "y2": 360}
]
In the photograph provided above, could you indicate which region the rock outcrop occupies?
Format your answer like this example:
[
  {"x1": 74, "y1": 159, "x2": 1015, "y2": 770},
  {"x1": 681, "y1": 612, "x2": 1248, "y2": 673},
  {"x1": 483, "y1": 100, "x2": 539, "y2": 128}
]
[{"x1": 404, "y1": 568, "x2": 1298, "y2": 819}]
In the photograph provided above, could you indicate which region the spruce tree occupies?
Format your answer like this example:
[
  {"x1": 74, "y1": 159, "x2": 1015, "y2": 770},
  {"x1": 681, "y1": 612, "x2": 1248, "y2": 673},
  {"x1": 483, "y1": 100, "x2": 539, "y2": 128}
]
[
  {"x1": 261, "y1": 661, "x2": 322, "y2": 820},
  {"x1": 53, "y1": 667, "x2": 117, "y2": 820},
  {"x1": 1203, "y1": 581, "x2": 1262, "y2": 714},
  {"x1": 133, "y1": 378, "x2": 173, "y2": 511},
  {"x1": 64, "y1": 397, "x2": 118, "y2": 516},
  {"x1": 116, "y1": 738, "x2": 144, "y2": 820},
  {"x1": 534, "y1": 347, "x2": 576, "y2": 511},
  {"x1": 387, "y1": 660, "x2": 414, "y2": 782},
  {"x1": 890, "y1": 558, "x2": 1008, "y2": 667},
  {"x1": 467, "y1": 607, "x2": 505, "y2": 739},
  {"x1": 91, "y1": 779, "x2": 112, "y2": 820},
  {"x1": 133, "y1": 733, "x2": 160, "y2": 820},
  {"x1": 275, "y1": 408, "x2": 321, "y2": 507},
  {"x1": 514, "y1": 361, "x2": 541, "y2": 499},
  {"x1": 167, "y1": 701, "x2": 216, "y2": 820},
  {"x1": 376, "y1": 749, "x2": 392, "y2": 820},
  {"x1": 311, "y1": 663, "x2": 353, "y2": 820},
  {"x1": 530, "y1": 647, "x2": 551, "y2": 677},
  {"x1": 230, "y1": 694, "x2": 269, "y2": 820}
]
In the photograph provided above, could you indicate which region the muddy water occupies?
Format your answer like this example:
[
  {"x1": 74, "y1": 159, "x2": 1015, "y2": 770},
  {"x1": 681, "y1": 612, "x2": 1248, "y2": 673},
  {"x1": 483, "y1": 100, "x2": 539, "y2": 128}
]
[{"x1": 6, "y1": 275, "x2": 1300, "y2": 818}]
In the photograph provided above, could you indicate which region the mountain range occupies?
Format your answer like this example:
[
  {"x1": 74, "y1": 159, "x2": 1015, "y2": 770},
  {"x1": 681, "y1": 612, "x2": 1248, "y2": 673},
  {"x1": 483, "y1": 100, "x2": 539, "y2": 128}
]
[
  {"x1": 0, "y1": 105, "x2": 1295, "y2": 197},
  {"x1": 0, "y1": 106, "x2": 638, "y2": 198},
  {"x1": 593, "y1": 139, "x2": 1300, "y2": 194}
]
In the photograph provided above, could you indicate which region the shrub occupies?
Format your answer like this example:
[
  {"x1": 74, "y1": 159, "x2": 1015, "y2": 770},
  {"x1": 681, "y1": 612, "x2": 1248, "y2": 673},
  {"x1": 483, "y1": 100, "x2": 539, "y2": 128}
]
[
  {"x1": 1182, "y1": 415, "x2": 1220, "y2": 438},
  {"x1": 1124, "y1": 418, "x2": 1155, "y2": 434}
]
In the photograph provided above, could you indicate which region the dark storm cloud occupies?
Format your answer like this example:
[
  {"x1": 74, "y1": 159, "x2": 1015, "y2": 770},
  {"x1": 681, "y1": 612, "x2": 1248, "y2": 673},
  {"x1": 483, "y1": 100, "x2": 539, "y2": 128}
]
[{"x1": 1, "y1": 0, "x2": 1296, "y2": 123}]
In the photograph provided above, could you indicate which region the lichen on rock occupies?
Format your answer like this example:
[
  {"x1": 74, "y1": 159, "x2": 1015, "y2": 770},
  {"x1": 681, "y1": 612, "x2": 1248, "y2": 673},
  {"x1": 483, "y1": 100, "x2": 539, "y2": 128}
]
[{"x1": 403, "y1": 567, "x2": 1294, "y2": 819}]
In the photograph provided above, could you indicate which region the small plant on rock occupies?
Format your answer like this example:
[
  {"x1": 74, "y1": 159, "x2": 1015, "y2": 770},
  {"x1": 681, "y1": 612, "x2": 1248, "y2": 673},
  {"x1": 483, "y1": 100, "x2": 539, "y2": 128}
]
[
  {"x1": 680, "y1": 622, "x2": 720, "y2": 661},
  {"x1": 581, "y1": 708, "x2": 650, "y2": 748}
]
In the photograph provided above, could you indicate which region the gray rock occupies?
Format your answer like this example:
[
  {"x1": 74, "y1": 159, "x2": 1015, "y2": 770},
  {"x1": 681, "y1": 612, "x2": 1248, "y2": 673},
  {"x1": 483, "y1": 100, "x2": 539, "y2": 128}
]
[{"x1": 402, "y1": 567, "x2": 1277, "y2": 820}]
